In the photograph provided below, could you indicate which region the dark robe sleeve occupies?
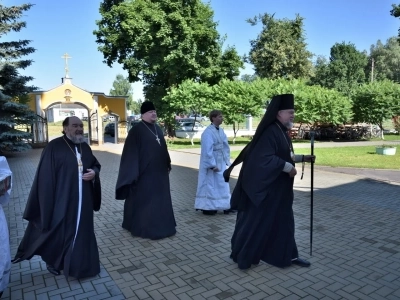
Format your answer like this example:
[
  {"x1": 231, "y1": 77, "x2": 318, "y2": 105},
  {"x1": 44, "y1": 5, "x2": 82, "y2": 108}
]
[
  {"x1": 23, "y1": 143, "x2": 58, "y2": 231},
  {"x1": 88, "y1": 152, "x2": 101, "y2": 211},
  {"x1": 115, "y1": 126, "x2": 143, "y2": 200},
  {"x1": 241, "y1": 125, "x2": 288, "y2": 207}
]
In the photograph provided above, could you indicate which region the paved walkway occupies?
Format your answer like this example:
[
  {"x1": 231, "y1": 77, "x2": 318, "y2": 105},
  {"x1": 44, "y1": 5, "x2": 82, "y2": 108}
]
[{"x1": 2, "y1": 141, "x2": 400, "y2": 300}]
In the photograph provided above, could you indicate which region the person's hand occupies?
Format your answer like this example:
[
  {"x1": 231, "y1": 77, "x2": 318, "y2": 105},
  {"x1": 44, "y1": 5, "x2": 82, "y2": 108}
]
[
  {"x1": 289, "y1": 166, "x2": 297, "y2": 177},
  {"x1": 213, "y1": 167, "x2": 220, "y2": 172},
  {"x1": 304, "y1": 155, "x2": 316, "y2": 163},
  {"x1": 82, "y1": 169, "x2": 95, "y2": 181}
]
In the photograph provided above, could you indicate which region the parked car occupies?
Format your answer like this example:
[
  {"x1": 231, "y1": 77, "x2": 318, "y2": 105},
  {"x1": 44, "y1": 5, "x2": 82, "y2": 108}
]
[
  {"x1": 177, "y1": 122, "x2": 205, "y2": 131},
  {"x1": 104, "y1": 123, "x2": 115, "y2": 137},
  {"x1": 82, "y1": 116, "x2": 88, "y2": 121},
  {"x1": 188, "y1": 114, "x2": 208, "y2": 122}
]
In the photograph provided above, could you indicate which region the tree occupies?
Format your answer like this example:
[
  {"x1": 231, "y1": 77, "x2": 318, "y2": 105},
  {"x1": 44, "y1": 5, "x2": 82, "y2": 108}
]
[
  {"x1": 0, "y1": 3, "x2": 37, "y2": 153},
  {"x1": 352, "y1": 80, "x2": 400, "y2": 139},
  {"x1": 390, "y1": 4, "x2": 400, "y2": 42},
  {"x1": 247, "y1": 13, "x2": 313, "y2": 80},
  {"x1": 214, "y1": 79, "x2": 265, "y2": 142},
  {"x1": 310, "y1": 42, "x2": 368, "y2": 96},
  {"x1": 109, "y1": 74, "x2": 138, "y2": 112},
  {"x1": 94, "y1": 0, "x2": 243, "y2": 112},
  {"x1": 366, "y1": 37, "x2": 400, "y2": 83}
]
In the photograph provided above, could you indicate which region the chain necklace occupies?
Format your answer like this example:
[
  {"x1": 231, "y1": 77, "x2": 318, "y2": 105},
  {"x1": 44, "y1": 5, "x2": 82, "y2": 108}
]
[
  {"x1": 275, "y1": 122, "x2": 295, "y2": 161},
  {"x1": 141, "y1": 121, "x2": 161, "y2": 145},
  {"x1": 63, "y1": 136, "x2": 83, "y2": 173}
]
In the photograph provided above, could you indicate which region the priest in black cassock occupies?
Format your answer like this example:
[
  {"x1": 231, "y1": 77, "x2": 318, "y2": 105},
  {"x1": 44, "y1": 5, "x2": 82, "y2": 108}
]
[
  {"x1": 115, "y1": 101, "x2": 176, "y2": 240},
  {"x1": 12, "y1": 116, "x2": 102, "y2": 279},
  {"x1": 224, "y1": 94, "x2": 315, "y2": 270}
]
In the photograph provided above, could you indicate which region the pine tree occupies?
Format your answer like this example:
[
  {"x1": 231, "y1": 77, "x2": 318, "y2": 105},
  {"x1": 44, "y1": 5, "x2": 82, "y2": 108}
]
[{"x1": 0, "y1": 3, "x2": 37, "y2": 153}]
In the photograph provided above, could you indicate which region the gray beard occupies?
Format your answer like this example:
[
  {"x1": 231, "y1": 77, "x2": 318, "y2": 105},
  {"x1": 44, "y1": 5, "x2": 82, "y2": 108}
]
[
  {"x1": 285, "y1": 122, "x2": 294, "y2": 130},
  {"x1": 69, "y1": 135, "x2": 85, "y2": 144}
]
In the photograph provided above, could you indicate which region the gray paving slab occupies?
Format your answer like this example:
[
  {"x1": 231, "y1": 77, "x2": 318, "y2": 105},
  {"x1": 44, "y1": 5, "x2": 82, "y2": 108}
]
[{"x1": 1, "y1": 142, "x2": 400, "y2": 300}]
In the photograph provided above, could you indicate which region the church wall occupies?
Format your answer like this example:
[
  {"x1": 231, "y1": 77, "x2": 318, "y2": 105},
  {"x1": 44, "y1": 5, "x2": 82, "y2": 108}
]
[{"x1": 97, "y1": 95, "x2": 127, "y2": 122}]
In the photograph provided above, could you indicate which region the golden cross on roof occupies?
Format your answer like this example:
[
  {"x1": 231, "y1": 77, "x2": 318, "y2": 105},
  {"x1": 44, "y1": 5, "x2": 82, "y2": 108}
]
[{"x1": 61, "y1": 53, "x2": 72, "y2": 78}]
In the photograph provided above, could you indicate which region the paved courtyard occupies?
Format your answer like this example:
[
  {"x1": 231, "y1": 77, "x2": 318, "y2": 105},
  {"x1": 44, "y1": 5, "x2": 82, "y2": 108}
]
[{"x1": 2, "y1": 144, "x2": 400, "y2": 300}]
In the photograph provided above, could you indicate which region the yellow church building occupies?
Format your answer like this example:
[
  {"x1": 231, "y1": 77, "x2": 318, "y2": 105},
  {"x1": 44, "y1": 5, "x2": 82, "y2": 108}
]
[{"x1": 27, "y1": 54, "x2": 128, "y2": 145}]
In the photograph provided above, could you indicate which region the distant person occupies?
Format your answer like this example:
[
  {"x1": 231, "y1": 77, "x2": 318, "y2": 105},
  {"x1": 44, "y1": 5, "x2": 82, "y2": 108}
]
[
  {"x1": 115, "y1": 101, "x2": 176, "y2": 240},
  {"x1": 194, "y1": 110, "x2": 234, "y2": 215},
  {"x1": 0, "y1": 156, "x2": 12, "y2": 298},
  {"x1": 12, "y1": 116, "x2": 102, "y2": 279},
  {"x1": 224, "y1": 94, "x2": 315, "y2": 270}
]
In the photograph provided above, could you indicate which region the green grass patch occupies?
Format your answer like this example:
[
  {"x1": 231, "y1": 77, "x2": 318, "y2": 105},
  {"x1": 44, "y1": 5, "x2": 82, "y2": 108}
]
[
  {"x1": 166, "y1": 136, "x2": 253, "y2": 150},
  {"x1": 231, "y1": 145, "x2": 400, "y2": 169}
]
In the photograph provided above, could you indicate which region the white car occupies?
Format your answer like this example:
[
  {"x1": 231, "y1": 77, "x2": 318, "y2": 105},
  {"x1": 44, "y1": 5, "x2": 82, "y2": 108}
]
[
  {"x1": 188, "y1": 114, "x2": 208, "y2": 122},
  {"x1": 177, "y1": 122, "x2": 205, "y2": 131}
]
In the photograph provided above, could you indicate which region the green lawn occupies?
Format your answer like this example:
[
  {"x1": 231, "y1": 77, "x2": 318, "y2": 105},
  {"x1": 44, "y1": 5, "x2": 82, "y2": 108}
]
[
  {"x1": 166, "y1": 136, "x2": 253, "y2": 149},
  {"x1": 231, "y1": 145, "x2": 400, "y2": 169}
]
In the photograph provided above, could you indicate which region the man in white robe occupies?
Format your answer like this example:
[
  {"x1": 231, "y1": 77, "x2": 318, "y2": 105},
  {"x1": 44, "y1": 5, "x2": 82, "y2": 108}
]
[{"x1": 194, "y1": 110, "x2": 234, "y2": 215}]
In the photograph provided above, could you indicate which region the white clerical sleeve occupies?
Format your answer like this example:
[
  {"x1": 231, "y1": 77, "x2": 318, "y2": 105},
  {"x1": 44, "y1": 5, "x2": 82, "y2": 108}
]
[{"x1": 200, "y1": 129, "x2": 217, "y2": 169}]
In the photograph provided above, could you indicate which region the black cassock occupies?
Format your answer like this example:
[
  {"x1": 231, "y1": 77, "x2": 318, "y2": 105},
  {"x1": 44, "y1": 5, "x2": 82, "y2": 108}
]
[
  {"x1": 230, "y1": 121, "x2": 298, "y2": 269},
  {"x1": 115, "y1": 121, "x2": 176, "y2": 240},
  {"x1": 13, "y1": 136, "x2": 101, "y2": 279}
]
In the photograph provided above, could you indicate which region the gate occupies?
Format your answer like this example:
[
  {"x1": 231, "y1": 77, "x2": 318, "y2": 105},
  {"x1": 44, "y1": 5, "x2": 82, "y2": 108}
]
[
  {"x1": 118, "y1": 120, "x2": 129, "y2": 143},
  {"x1": 89, "y1": 111, "x2": 99, "y2": 145},
  {"x1": 31, "y1": 115, "x2": 48, "y2": 148}
]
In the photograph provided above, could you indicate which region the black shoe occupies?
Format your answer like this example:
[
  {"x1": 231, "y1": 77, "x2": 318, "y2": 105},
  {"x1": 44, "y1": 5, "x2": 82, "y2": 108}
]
[
  {"x1": 202, "y1": 210, "x2": 217, "y2": 215},
  {"x1": 223, "y1": 209, "x2": 237, "y2": 214},
  {"x1": 292, "y1": 258, "x2": 311, "y2": 267},
  {"x1": 11, "y1": 257, "x2": 23, "y2": 264},
  {"x1": 46, "y1": 264, "x2": 61, "y2": 276}
]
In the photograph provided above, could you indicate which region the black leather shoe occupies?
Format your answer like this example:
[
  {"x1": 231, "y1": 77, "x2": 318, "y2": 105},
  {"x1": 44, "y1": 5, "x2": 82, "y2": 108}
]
[
  {"x1": 202, "y1": 210, "x2": 217, "y2": 215},
  {"x1": 292, "y1": 258, "x2": 311, "y2": 267},
  {"x1": 11, "y1": 257, "x2": 23, "y2": 264},
  {"x1": 223, "y1": 209, "x2": 237, "y2": 214},
  {"x1": 46, "y1": 264, "x2": 61, "y2": 276}
]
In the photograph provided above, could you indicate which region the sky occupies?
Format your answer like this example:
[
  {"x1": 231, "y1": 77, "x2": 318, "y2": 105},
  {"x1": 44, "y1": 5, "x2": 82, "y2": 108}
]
[{"x1": 4, "y1": 0, "x2": 399, "y2": 100}]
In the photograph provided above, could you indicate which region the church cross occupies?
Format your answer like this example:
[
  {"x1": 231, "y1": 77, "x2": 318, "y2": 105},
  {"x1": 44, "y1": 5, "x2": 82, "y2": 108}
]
[{"x1": 61, "y1": 53, "x2": 72, "y2": 77}]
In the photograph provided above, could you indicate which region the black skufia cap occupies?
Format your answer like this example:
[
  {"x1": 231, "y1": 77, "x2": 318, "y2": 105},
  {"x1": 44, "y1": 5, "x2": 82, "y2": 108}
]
[
  {"x1": 140, "y1": 101, "x2": 156, "y2": 114},
  {"x1": 277, "y1": 94, "x2": 294, "y2": 110}
]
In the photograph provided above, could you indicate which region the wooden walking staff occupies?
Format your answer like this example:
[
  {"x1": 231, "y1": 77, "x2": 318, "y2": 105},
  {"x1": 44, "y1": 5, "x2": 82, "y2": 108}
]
[{"x1": 309, "y1": 131, "x2": 315, "y2": 256}]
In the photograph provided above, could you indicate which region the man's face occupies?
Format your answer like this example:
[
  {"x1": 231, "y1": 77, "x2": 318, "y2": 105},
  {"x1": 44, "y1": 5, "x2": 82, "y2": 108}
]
[
  {"x1": 212, "y1": 114, "x2": 223, "y2": 126},
  {"x1": 277, "y1": 109, "x2": 295, "y2": 129},
  {"x1": 141, "y1": 110, "x2": 157, "y2": 123},
  {"x1": 64, "y1": 117, "x2": 84, "y2": 144}
]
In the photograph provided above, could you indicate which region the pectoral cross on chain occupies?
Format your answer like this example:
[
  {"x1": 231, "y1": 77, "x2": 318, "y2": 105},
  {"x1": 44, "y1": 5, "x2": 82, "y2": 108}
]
[{"x1": 156, "y1": 136, "x2": 160, "y2": 145}]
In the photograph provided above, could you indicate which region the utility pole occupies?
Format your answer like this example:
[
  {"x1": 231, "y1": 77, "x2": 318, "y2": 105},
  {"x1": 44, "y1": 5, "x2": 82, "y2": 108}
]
[{"x1": 371, "y1": 58, "x2": 374, "y2": 82}]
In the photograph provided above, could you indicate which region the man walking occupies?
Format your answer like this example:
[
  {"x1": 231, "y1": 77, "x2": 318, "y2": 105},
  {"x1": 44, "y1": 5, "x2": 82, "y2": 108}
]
[
  {"x1": 194, "y1": 110, "x2": 233, "y2": 215},
  {"x1": 12, "y1": 116, "x2": 102, "y2": 279}
]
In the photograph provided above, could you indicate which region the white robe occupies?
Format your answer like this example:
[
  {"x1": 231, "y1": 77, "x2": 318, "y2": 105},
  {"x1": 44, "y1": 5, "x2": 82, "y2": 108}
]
[
  {"x1": 0, "y1": 157, "x2": 12, "y2": 293},
  {"x1": 194, "y1": 125, "x2": 231, "y2": 210}
]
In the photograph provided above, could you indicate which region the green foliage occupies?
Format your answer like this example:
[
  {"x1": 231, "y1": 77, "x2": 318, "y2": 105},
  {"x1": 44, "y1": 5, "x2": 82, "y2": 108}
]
[
  {"x1": 163, "y1": 78, "x2": 353, "y2": 132},
  {"x1": 352, "y1": 80, "x2": 400, "y2": 131},
  {"x1": 109, "y1": 74, "x2": 140, "y2": 112},
  {"x1": 247, "y1": 13, "x2": 313, "y2": 80},
  {"x1": 0, "y1": 2, "x2": 37, "y2": 153},
  {"x1": 213, "y1": 79, "x2": 266, "y2": 136},
  {"x1": 310, "y1": 42, "x2": 368, "y2": 96},
  {"x1": 94, "y1": 0, "x2": 243, "y2": 110},
  {"x1": 163, "y1": 79, "x2": 213, "y2": 123},
  {"x1": 367, "y1": 37, "x2": 400, "y2": 83},
  {"x1": 390, "y1": 4, "x2": 400, "y2": 42}
]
